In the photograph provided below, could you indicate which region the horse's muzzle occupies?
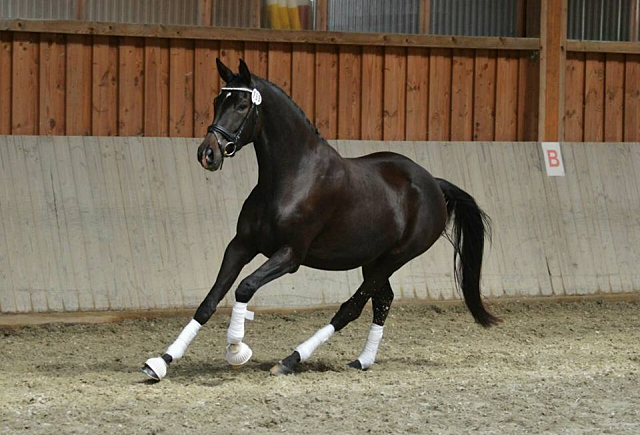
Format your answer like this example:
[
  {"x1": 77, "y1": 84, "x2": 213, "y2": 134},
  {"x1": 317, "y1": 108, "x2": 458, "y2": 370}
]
[{"x1": 197, "y1": 134, "x2": 223, "y2": 171}]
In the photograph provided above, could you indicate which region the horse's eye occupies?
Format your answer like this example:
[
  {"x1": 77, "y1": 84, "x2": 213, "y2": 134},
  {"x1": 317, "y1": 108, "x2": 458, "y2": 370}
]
[{"x1": 237, "y1": 104, "x2": 249, "y2": 111}]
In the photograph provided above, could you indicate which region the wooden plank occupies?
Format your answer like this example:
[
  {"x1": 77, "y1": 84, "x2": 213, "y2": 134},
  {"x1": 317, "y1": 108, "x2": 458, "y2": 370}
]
[
  {"x1": 316, "y1": 0, "x2": 328, "y2": 31},
  {"x1": 473, "y1": 50, "x2": 496, "y2": 141},
  {"x1": 314, "y1": 45, "x2": 338, "y2": 139},
  {"x1": 0, "y1": 20, "x2": 541, "y2": 51},
  {"x1": 199, "y1": 0, "x2": 213, "y2": 26},
  {"x1": 382, "y1": 46, "x2": 406, "y2": 140},
  {"x1": 39, "y1": 33, "x2": 66, "y2": 135},
  {"x1": 268, "y1": 42, "x2": 292, "y2": 95},
  {"x1": 517, "y1": 52, "x2": 539, "y2": 141},
  {"x1": 604, "y1": 54, "x2": 625, "y2": 142},
  {"x1": 92, "y1": 35, "x2": 118, "y2": 136},
  {"x1": 291, "y1": 43, "x2": 316, "y2": 121},
  {"x1": 338, "y1": 45, "x2": 362, "y2": 140},
  {"x1": 538, "y1": 0, "x2": 566, "y2": 141},
  {"x1": 0, "y1": 32, "x2": 11, "y2": 135},
  {"x1": 118, "y1": 37, "x2": 144, "y2": 136},
  {"x1": 563, "y1": 52, "x2": 585, "y2": 142},
  {"x1": 143, "y1": 38, "x2": 170, "y2": 137},
  {"x1": 495, "y1": 51, "x2": 519, "y2": 141},
  {"x1": 427, "y1": 48, "x2": 452, "y2": 141},
  {"x1": 243, "y1": 41, "x2": 268, "y2": 77},
  {"x1": 405, "y1": 48, "x2": 428, "y2": 140},
  {"x1": 624, "y1": 55, "x2": 640, "y2": 142},
  {"x1": 169, "y1": 38, "x2": 195, "y2": 137},
  {"x1": 419, "y1": 0, "x2": 430, "y2": 34},
  {"x1": 219, "y1": 40, "x2": 243, "y2": 86},
  {"x1": 583, "y1": 53, "x2": 605, "y2": 142},
  {"x1": 193, "y1": 40, "x2": 219, "y2": 138},
  {"x1": 567, "y1": 40, "x2": 640, "y2": 55},
  {"x1": 66, "y1": 35, "x2": 92, "y2": 136},
  {"x1": 11, "y1": 32, "x2": 39, "y2": 135},
  {"x1": 450, "y1": 49, "x2": 474, "y2": 141},
  {"x1": 361, "y1": 46, "x2": 384, "y2": 140}
]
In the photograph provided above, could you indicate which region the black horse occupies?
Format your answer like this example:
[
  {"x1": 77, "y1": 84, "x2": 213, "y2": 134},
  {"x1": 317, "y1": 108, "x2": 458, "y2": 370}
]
[{"x1": 142, "y1": 59, "x2": 499, "y2": 381}]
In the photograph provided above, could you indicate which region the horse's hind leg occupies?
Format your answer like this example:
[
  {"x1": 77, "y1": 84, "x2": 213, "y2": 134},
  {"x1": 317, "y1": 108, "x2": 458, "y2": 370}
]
[{"x1": 347, "y1": 279, "x2": 394, "y2": 370}]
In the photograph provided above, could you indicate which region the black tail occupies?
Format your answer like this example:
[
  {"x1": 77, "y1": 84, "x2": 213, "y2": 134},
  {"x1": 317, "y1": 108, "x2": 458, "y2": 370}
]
[{"x1": 436, "y1": 178, "x2": 501, "y2": 327}]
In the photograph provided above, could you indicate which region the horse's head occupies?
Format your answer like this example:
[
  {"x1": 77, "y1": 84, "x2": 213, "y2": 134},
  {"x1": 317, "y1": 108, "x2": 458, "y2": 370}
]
[{"x1": 197, "y1": 58, "x2": 262, "y2": 171}]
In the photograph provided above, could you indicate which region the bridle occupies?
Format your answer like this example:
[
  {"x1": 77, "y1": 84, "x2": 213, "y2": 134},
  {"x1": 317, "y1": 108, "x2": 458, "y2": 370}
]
[{"x1": 207, "y1": 87, "x2": 262, "y2": 158}]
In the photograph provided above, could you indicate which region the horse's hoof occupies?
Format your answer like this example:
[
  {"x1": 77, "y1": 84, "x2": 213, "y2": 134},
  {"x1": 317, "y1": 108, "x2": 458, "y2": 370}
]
[
  {"x1": 347, "y1": 360, "x2": 364, "y2": 370},
  {"x1": 225, "y1": 342, "x2": 252, "y2": 366},
  {"x1": 269, "y1": 361, "x2": 294, "y2": 376},
  {"x1": 142, "y1": 356, "x2": 167, "y2": 381}
]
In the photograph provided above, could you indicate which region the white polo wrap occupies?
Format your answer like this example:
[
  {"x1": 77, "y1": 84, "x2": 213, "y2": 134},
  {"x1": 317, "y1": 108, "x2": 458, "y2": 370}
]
[
  {"x1": 356, "y1": 324, "x2": 384, "y2": 369},
  {"x1": 295, "y1": 324, "x2": 335, "y2": 362},
  {"x1": 227, "y1": 301, "x2": 248, "y2": 344},
  {"x1": 166, "y1": 319, "x2": 202, "y2": 361}
]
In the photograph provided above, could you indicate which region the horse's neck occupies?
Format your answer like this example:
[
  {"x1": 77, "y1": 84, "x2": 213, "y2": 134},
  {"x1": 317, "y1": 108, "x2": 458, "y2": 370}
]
[{"x1": 252, "y1": 85, "x2": 338, "y2": 188}]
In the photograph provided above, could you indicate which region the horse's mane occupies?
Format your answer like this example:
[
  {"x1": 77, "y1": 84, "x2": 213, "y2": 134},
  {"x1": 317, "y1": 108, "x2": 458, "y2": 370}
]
[{"x1": 251, "y1": 75, "x2": 323, "y2": 141}]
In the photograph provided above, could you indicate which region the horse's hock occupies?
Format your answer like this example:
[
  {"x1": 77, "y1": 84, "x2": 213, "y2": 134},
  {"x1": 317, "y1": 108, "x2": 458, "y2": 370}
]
[{"x1": 1, "y1": 136, "x2": 639, "y2": 314}]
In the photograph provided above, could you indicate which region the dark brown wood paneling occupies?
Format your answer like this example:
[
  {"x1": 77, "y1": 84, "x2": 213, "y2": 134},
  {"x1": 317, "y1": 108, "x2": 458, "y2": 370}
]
[
  {"x1": 118, "y1": 37, "x2": 144, "y2": 136},
  {"x1": 450, "y1": 49, "x2": 474, "y2": 141},
  {"x1": 243, "y1": 41, "x2": 268, "y2": 78},
  {"x1": 428, "y1": 48, "x2": 452, "y2": 141},
  {"x1": 583, "y1": 53, "x2": 605, "y2": 142},
  {"x1": 517, "y1": 52, "x2": 539, "y2": 141},
  {"x1": 12, "y1": 32, "x2": 39, "y2": 135},
  {"x1": 625, "y1": 55, "x2": 640, "y2": 142},
  {"x1": 193, "y1": 40, "x2": 219, "y2": 138},
  {"x1": 338, "y1": 45, "x2": 362, "y2": 140},
  {"x1": 169, "y1": 39, "x2": 194, "y2": 137},
  {"x1": 92, "y1": 35, "x2": 118, "y2": 136},
  {"x1": 473, "y1": 50, "x2": 496, "y2": 141},
  {"x1": 604, "y1": 54, "x2": 624, "y2": 142},
  {"x1": 39, "y1": 33, "x2": 65, "y2": 135},
  {"x1": 267, "y1": 42, "x2": 292, "y2": 94},
  {"x1": 383, "y1": 46, "x2": 406, "y2": 141},
  {"x1": 291, "y1": 43, "x2": 315, "y2": 121},
  {"x1": 563, "y1": 52, "x2": 584, "y2": 142},
  {"x1": 144, "y1": 38, "x2": 170, "y2": 137},
  {"x1": 314, "y1": 45, "x2": 338, "y2": 139},
  {"x1": 0, "y1": 32, "x2": 11, "y2": 134},
  {"x1": 66, "y1": 35, "x2": 92, "y2": 135},
  {"x1": 361, "y1": 46, "x2": 384, "y2": 140},
  {"x1": 495, "y1": 51, "x2": 519, "y2": 141},
  {"x1": 405, "y1": 47, "x2": 429, "y2": 141}
]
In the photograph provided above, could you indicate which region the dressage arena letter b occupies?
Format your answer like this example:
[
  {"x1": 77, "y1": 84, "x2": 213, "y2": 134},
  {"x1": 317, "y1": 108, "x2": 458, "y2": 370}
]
[{"x1": 541, "y1": 142, "x2": 565, "y2": 177}]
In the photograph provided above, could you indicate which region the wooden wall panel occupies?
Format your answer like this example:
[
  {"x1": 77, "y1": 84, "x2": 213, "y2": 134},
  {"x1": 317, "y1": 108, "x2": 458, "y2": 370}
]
[
  {"x1": 118, "y1": 37, "x2": 144, "y2": 136},
  {"x1": 267, "y1": 42, "x2": 292, "y2": 94},
  {"x1": 0, "y1": 32, "x2": 11, "y2": 134},
  {"x1": 428, "y1": 48, "x2": 452, "y2": 141},
  {"x1": 144, "y1": 38, "x2": 170, "y2": 137},
  {"x1": 12, "y1": 33, "x2": 39, "y2": 135},
  {"x1": 361, "y1": 46, "x2": 384, "y2": 140},
  {"x1": 583, "y1": 53, "x2": 605, "y2": 142},
  {"x1": 169, "y1": 39, "x2": 194, "y2": 137},
  {"x1": 624, "y1": 55, "x2": 640, "y2": 142},
  {"x1": 291, "y1": 43, "x2": 315, "y2": 121},
  {"x1": 219, "y1": 40, "x2": 243, "y2": 87},
  {"x1": 39, "y1": 34, "x2": 66, "y2": 135},
  {"x1": 193, "y1": 40, "x2": 219, "y2": 137},
  {"x1": 517, "y1": 53, "x2": 539, "y2": 141},
  {"x1": 243, "y1": 41, "x2": 268, "y2": 78},
  {"x1": 604, "y1": 54, "x2": 624, "y2": 142},
  {"x1": 92, "y1": 36, "x2": 118, "y2": 136},
  {"x1": 405, "y1": 48, "x2": 429, "y2": 141},
  {"x1": 383, "y1": 46, "x2": 406, "y2": 140},
  {"x1": 473, "y1": 50, "x2": 496, "y2": 141},
  {"x1": 66, "y1": 35, "x2": 92, "y2": 136},
  {"x1": 495, "y1": 51, "x2": 519, "y2": 141},
  {"x1": 564, "y1": 52, "x2": 584, "y2": 142},
  {"x1": 450, "y1": 49, "x2": 474, "y2": 141},
  {"x1": 315, "y1": 45, "x2": 338, "y2": 139}
]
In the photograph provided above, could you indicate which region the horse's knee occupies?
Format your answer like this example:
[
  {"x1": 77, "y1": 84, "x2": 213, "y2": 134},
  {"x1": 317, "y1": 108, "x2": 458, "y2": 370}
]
[
  {"x1": 235, "y1": 278, "x2": 258, "y2": 303},
  {"x1": 331, "y1": 301, "x2": 364, "y2": 331}
]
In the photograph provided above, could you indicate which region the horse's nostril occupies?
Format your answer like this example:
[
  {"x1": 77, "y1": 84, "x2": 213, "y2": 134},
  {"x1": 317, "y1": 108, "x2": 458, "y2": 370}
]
[{"x1": 206, "y1": 148, "x2": 213, "y2": 157}]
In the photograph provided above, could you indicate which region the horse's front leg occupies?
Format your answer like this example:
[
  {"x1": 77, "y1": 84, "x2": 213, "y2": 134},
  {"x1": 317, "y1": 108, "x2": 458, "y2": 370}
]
[
  {"x1": 225, "y1": 245, "x2": 301, "y2": 366},
  {"x1": 142, "y1": 236, "x2": 256, "y2": 381}
]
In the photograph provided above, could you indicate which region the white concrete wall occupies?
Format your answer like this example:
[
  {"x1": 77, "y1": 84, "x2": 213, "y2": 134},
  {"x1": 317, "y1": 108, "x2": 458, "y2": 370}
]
[{"x1": 1, "y1": 136, "x2": 638, "y2": 313}]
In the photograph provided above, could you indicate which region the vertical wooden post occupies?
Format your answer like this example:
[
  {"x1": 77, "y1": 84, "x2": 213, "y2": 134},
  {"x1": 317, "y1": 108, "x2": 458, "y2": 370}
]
[
  {"x1": 316, "y1": 0, "x2": 328, "y2": 31},
  {"x1": 419, "y1": 0, "x2": 431, "y2": 34},
  {"x1": 631, "y1": 0, "x2": 639, "y2": 42},
  {"x1": 199, "y1": 0, "x2": 213, "y2": 26},
  {"x1": 538, "y1": 0, "x2": 566, "y2": 142},
  {"x1": 75, "y1": 0, "x2": 87, "y2": 20},
  {"x1": 251, "y1": 0, "x2": 262, "y2": 28}
]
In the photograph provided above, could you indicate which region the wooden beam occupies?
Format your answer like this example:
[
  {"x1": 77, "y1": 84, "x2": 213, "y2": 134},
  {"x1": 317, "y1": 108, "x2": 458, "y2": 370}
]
[
  {"x1": 538, "y1": 0, "x2": 566, "y2": 142},
  {"x1": 0, "y1": 19, "x2": 540, "y2": 51},
  {"x1": 316, "y1": 0, "x2": 328, "y2": 31},
  {"x1": 631, "y1": 0, "x2": 639, "y2": 42},
  {"x1": 199, "y1": 0, "x2": 212, "y2": 27},
  {"x1": 419, "y1": 0, "x2": 431, "y2": 35},
  {"x1": 567, "y1": 40, "x2": 640, "y2": 55}
]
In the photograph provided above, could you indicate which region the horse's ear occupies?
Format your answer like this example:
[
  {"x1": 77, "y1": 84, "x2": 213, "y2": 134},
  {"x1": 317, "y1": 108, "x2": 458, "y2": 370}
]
[
  {"x1": 238, "y1": 59, "x2": 252, "y2": 86},
  {"x1": 216, "y1": 58, "x2": 234, "y2": 84}
]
